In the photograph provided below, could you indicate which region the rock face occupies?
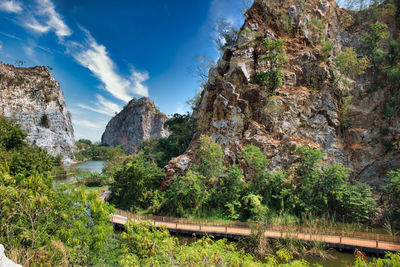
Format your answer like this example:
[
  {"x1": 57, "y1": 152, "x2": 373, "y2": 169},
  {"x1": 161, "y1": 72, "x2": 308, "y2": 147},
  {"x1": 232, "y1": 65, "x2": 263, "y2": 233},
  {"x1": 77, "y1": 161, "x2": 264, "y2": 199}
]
[
  {"x1": 0, "y1": 63, "x2": 75, "y2": 163},
  {"x1": 0, "y1": 244, "x2": 22, "y2": 267},
  {"x1": 164, "y1": 0, "x2": 400, "y2": 188},
  {"x1": 101, "y1": 97, "x2": 169, "y2": 154}
]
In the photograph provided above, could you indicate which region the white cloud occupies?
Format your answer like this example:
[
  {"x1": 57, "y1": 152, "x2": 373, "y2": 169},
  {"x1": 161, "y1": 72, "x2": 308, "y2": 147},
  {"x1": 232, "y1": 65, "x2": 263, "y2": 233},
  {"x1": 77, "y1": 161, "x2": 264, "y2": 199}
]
[
  {"x1": 77, "y1": 94, "x2": 121, "y2": 116},
  {"x1": 0, "y1": 0, "x2": 22, "y2": 13},
  {"x1": 73, "y1": 119, "x2": 104, "y2": 129},
  {"x1": 23, "y1": 0, "x2": 71, "y2": 38},
  {"x1": 69, "y1": 32, "x2": 149, "y2": 101},
  {"x1": 0, "y1": 41, "x2": 2, "y2": 50},
  {"x1": 23, "y1": 46, "x2": 34, "y2": 56},
  {"x1": 25, "y1": 17, "x2": 50, "y2": 34}
]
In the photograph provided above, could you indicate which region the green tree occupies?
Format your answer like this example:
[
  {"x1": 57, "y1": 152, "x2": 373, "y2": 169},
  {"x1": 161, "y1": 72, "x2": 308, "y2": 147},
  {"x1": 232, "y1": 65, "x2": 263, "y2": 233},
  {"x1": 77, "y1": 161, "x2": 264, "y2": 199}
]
[
  {"x1": 383, "y1": 169, "x2": 400, "y2": 226},
  {"x1": 164, "y1": 170, "x2": 208, "y2": 217},
  {"x1": 335, "y1": 47, "x2": 369, "y2": 78},
  {"x1": 0, "y1": 116, "x2": 27, "y2": 150},
  {"x1": 193, "y1": 135, "x2": 224, "y2": 181},
  {"x1": 110, "y1": 155, "x2": 164, "y2": 211},
  {"x1": 139, "y1": 113, "x2": 196, "y2": 168},
  {"x1": 256, "y1": 38, "x2": 288, "y2": 92},
  {"x1": 242, "y1": 144, "x2": 269, "y2": 193},
  {"x1": 220, "y1": 165, "x2": 245, "y2": 220}
]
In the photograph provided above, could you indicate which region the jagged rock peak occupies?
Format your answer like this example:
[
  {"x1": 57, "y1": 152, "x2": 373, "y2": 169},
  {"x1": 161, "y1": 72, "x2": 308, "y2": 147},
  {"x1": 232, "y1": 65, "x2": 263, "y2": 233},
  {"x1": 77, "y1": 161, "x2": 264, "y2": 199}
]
[
  {"x1": 0, "y1": 62, "x2": 75, "y2": 164},
  {"x1": 163, "y1": 0, "x2": 400, "y2": 188},
  {"x1": 101, "y1": 97, "x2": 169, "y2": 154}
]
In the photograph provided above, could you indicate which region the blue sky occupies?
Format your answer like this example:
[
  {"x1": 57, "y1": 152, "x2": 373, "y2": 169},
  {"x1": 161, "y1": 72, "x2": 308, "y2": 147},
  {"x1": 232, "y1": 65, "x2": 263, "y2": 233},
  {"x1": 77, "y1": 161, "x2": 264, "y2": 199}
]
[{"x1": 0, "y1": 0, "x2": 248, "y2": 141}]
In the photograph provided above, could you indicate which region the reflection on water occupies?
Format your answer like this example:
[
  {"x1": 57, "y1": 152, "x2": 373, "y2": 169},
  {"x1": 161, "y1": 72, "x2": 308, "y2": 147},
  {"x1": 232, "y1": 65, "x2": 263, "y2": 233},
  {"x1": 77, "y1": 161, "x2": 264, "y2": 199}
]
[
  {"x1": 53, "y1": 160, "x2": 106, "y2": 184},
  {"x1": 76, "y1": 160, "x2": 106, "y2": 173},
  {"x1": 305, "y1": 249, "x2": 366, "y2": 266}
]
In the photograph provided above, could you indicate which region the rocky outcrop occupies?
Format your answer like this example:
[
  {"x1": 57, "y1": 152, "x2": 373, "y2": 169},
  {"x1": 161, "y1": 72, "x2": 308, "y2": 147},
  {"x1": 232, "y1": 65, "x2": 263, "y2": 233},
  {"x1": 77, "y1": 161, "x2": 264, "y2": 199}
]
[
  {"x1": 0, "y1": 63, "x2": 75, "y2": 163},
  {"x1": 101, "y1": 97, "x2": 169, "y2": 154},
  {"x1": 0, "y1": 244, "x2": 22, "y2": 267},
  {"x1": 164, "y1": 0, "x2": 400, "y2": 187}
]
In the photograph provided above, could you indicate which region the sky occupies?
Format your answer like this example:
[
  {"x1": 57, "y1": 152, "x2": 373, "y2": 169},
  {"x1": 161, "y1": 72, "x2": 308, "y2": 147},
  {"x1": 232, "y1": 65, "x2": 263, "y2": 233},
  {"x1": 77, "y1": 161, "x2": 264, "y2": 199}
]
[{"x1": 0, "y1": 0, "x2": 249, "y2": 141}]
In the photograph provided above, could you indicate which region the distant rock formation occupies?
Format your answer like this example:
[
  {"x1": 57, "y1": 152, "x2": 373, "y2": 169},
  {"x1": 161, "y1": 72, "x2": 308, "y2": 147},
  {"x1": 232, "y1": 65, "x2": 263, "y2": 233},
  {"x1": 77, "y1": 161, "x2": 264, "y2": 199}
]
[
  {"x1": 0, "y1": 62, "x2": 75, "y2": 163},
  {"x1": 101, "y1": 97, "x2": 169, "y2": 154}
]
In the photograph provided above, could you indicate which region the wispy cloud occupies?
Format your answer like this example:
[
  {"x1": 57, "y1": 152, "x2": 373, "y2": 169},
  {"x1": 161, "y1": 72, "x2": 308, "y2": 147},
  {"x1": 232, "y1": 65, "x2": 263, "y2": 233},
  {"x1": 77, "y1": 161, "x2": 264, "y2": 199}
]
[
  {"x1": 23, "y1": 0, "x2": 71, "y2": 38},
  {"x1": 68, "y1": 31, "x2": 149, "y2": 101},
  {"x1": 0, "y1": 0, "x2": 22, "y2": 13},
  {"x1": 73, "y1": 119, "x2": 104, "y2": 129},
  {"x1": 23, "y1": 46, "x2": 34, "y2": 56},
  {"x1": 0, "y1": 41, "x2": 2, "y2": 50},
  {"x1": 25, "y1": 16, "x2": 50, "y2": 34},
  {"x1": 77, "y1": 94, "x2": 121, "y2": 116},
  {"x1": 0, "y1": 31, "x2": 22, "y2": 40}
]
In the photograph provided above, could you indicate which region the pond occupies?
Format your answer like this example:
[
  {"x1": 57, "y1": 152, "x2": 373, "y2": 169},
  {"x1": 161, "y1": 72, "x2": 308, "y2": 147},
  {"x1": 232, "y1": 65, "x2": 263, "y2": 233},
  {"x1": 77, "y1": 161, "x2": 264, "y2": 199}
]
[{"x1": 53, "y1": 160, "x2": 107, "y2": 184}]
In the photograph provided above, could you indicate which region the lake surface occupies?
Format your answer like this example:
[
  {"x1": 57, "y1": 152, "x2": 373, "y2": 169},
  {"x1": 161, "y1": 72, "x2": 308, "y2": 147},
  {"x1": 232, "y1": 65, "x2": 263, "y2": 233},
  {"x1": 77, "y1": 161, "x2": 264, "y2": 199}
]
[
  {"x1": 53, "y1": 160, "x2": 107, "y2": 184},
  {"x1": 75, "y1": 160, "x2": 107, "y2": 173}
]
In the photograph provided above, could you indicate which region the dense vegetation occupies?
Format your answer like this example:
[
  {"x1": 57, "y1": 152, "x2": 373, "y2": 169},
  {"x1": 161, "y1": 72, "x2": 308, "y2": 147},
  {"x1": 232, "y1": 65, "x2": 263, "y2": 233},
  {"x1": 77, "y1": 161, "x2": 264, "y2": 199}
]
[
  {"x1": 110, "y1": 135, "x2": 383, "y2": 226},
  {"x1": 5, "y1": 116, "x2": 399, "y2": 266},
  {"x1": 74, "y1": 139, "x2": 125, "y2": 162},
  {"x1": 0, "y1": 117, "x2": 115, "y2": 265},
  {"x1": 139, "y1": 113, "x2": 197, "y2": 168}
]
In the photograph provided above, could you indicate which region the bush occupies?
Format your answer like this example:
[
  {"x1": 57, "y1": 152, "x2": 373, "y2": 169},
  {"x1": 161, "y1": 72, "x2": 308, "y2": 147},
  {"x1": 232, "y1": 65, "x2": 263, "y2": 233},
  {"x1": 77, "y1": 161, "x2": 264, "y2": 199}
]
[
  {"x1": 335, "y1": 47, "x2": 369, "y2": 78},
  {"x1": 321, "y1": 40, "x2": 334, "y2": 61},
  {"x1": 0, "y1": 117, "x2": 27, "y2": 151},
  {"x1": 40, "y1": 114, "x2": 50, "y2": 128},
  {"x1": 109, "y1": 155, "x2": 164, "y2": 211},
  {"x1": 256, "y1": 38, "x2": 288, "y2": 92}
]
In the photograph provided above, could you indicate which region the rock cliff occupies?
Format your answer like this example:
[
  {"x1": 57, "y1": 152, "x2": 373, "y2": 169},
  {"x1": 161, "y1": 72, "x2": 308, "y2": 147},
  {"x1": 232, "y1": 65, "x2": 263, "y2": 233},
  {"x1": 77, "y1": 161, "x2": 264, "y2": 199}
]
[
  {"x1": 164, "y1": 0, "x2": 400, "y2": 188},
  {"x1": 0, "y1": 244, "x2": 21, "y2": 267},
  {"x1": 101, "y1": 97, "x2": 169, "y2": 154},
  {"x1": 0, "y1": 62, "x2": 75, "y2": 163}
]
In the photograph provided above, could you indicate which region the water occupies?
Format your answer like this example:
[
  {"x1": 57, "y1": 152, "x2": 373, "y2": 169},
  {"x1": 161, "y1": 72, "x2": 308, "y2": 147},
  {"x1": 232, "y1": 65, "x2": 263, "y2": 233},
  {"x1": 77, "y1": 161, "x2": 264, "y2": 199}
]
[
  {"x1": 53, "y1": 160, "x2": 107, "y2": 184},
  {"x1": 306, "y1": 249, "x2": 366, "y2": 266},
  {"x1": 75, "y1": 160, "x2": 106, "y2": 173}
]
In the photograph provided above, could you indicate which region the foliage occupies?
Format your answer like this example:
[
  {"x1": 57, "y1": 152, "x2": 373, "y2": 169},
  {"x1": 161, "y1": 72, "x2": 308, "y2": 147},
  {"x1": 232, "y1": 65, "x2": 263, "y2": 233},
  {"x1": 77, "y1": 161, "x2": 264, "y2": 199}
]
[
  {"x1": 109, "y1": 155, "x2": 164, "y2": 212},
  {"x1": 385, "y1": 96, "x2": 397, "y2": 117},
  {"x1": 0, "y1": 117, "x2": 115, "y2": 266},
  {"x1": 40, "y1": 114, "x2": 50, "y2": 128},
  {"x1": 0, "y1": 116, "x2": 27, "y2": 151},
  {"x1": 193, "y1": 135, "x2": 225, "y2": 181},
  {"x1": 74, "y1": 140, "x2": 125, "y2": 162},
  {"x1": 383, "y1": 169, "x2": 400, "y2": 227},
  {"x1": 256, "y1": 38, "x2": 288, "y2": 92},
  {"x1": 117, "y1": 220, "x2": 274, "y2": 266},
  {"x1": 139, "y1": 113, "x2": 196, "y2": 168},
  {"x1": 335, "y1": 47, "x2": 369, "y2": 78},
  {"x1": 321, "y1": 40, "x2": 334, "y2": 61},
  {"x1": 164, "y1": 170, "x2": 208, "y2": 217},
  {"x1": 291, "y1": 147, "x2": 377, "y2": 221},
  {"x1": 338, "y1": 95, "x2": 353, "y2": 132}
]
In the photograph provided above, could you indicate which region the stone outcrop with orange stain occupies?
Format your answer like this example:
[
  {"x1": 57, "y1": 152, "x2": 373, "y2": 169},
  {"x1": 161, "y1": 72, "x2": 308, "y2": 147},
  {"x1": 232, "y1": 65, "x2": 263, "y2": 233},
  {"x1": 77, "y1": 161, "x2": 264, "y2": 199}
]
[{"x1": 164, "y1": 0, "x2": 400, "y2": 187}]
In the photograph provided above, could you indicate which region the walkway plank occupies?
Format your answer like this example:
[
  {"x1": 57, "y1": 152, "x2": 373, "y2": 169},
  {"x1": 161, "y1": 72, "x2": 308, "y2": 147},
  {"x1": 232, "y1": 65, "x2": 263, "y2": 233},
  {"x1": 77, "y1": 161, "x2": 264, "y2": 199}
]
[{"x1": 111, "y1": 210, "x2": 400, "y2": 254}]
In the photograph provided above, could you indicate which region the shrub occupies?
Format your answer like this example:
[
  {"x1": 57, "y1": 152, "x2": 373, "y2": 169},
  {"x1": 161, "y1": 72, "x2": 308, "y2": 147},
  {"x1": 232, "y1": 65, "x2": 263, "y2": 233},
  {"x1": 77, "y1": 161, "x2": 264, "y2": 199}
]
[
  {"x1": 321, "y1": 40, "x2": 334, "y2": 61},
  {"x1": 335, "y1": 47, "x2": 369, "y2": 78},
  {"x1": 109, "y1": 155, "x2": 164, "y2": 211},
  {"x1": 256, "y1": 38, "x2": 288, "y2": 92},
  {"x1": 40, "y1": 114, "x2": 50, "y2": 128}
]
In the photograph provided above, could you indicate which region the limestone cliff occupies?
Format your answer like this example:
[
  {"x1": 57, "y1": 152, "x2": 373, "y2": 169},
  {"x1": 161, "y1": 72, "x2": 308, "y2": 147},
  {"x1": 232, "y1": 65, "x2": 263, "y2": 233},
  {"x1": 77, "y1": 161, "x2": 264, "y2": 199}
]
[
  {"x1": 0, "y1": 62, "x2": 75, "y2": 163},
  {"x1": 164, "y1": 0, "x2": 400, "y2": 188},
  {"x1": 101, "y1": 97, "x2": 169, "y2": 154}
]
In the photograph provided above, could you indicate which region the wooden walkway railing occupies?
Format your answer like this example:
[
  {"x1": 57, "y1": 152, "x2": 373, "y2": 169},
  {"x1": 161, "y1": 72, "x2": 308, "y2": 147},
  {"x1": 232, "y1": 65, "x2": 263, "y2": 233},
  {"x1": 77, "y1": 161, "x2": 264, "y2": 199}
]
[{"x1": 111, "y1": 209, "x2": 400, "y2": 253}]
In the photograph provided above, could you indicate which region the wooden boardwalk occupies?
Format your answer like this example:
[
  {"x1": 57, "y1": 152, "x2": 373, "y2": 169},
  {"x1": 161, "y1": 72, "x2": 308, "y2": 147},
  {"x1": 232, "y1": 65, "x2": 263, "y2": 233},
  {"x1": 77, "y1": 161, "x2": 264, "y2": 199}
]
[{"x1": 111, "y1": 209, "x2": 400, "y2": 254}]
